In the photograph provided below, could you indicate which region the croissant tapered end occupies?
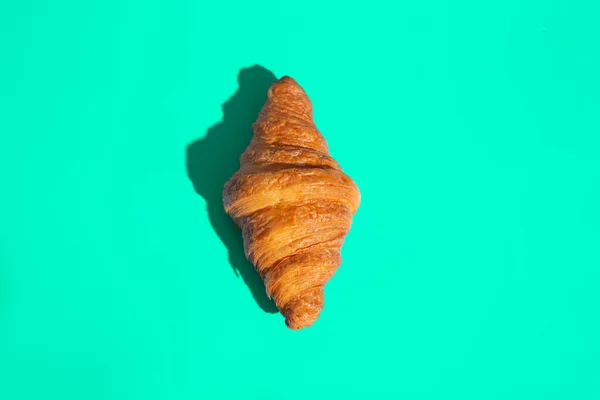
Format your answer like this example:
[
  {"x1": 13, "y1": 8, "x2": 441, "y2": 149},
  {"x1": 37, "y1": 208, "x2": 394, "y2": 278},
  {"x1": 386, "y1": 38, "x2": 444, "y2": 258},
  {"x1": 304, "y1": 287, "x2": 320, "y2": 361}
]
[
  {"x1": 283, "y1": 287, "x2": 324, "y2": 330},
  {"x1": 268, "y1": 76, "x2": 306, "y2": 97},
  {"x1": 259, "y1": 76, "x2": 314, "y2": 122},
  {"x1": 223, "y1": 75, "x2": 360, "y2": 329}
]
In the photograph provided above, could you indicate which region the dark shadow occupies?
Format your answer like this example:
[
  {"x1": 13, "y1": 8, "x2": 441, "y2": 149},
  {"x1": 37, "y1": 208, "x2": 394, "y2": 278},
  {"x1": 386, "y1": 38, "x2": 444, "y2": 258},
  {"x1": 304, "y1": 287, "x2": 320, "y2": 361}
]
[{"x1": 186, "y1": 65, "x2": 278, "y2": 313}]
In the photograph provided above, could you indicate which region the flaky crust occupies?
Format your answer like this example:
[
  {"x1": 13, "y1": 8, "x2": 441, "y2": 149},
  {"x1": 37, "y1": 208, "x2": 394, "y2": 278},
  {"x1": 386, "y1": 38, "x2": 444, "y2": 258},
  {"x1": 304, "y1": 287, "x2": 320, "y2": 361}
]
[{"x1": 223, "y1": 76, "x2": 360, "y2": 329}]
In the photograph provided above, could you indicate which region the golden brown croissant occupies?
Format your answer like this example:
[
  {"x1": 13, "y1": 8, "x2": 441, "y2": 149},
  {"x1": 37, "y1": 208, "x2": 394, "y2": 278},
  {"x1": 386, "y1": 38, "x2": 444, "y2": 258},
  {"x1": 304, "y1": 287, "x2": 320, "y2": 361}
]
[{"x1": 223, "y1": 76, "x2": 360, "y2": 329}]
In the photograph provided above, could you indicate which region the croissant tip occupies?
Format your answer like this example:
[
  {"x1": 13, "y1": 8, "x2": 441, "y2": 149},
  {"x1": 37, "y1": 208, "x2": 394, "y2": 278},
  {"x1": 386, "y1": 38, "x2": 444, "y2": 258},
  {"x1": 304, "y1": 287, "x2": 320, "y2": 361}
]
[
  {"x1": 270, "y1": 75, "x2": 302, "y2": 89},
  {"x1": 266, "y1": 76, "x2": 311, "y2": 110},
  {"x1": 282, "y1": 288, "x2": 324, "y2": 330},
  {"x1": 285, "y1": 312, "x2": 320, "y2": 330}
]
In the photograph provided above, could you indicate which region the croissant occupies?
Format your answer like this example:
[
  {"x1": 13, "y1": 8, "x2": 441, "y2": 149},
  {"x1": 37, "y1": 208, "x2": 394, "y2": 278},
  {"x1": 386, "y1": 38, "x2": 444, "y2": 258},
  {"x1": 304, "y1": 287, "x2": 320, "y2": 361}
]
[{"x1": 223, "y1": 76, "x2": 360, "y2": 329}]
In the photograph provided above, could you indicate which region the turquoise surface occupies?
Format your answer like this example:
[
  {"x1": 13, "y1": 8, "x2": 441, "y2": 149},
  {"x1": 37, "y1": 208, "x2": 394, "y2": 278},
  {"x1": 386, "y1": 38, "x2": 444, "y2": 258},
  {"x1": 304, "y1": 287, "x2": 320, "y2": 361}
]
[{"x1": 1, "y1": 1, "x2": 599, "y2": 398}]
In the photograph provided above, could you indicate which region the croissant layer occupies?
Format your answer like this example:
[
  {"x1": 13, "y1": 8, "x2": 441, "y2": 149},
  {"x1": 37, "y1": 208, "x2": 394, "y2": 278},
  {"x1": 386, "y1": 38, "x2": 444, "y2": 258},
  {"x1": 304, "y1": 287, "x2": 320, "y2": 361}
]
[{"x1": 223, "y1": 76, "x2": 360, "y2": 329}]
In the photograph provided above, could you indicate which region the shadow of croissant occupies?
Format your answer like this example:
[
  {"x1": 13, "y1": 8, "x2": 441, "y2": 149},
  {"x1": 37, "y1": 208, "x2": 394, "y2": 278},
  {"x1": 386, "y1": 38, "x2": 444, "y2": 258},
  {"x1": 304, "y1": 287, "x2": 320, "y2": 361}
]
[{"x1": 186, "y1": 65, "x2": 278, "y2": 313}]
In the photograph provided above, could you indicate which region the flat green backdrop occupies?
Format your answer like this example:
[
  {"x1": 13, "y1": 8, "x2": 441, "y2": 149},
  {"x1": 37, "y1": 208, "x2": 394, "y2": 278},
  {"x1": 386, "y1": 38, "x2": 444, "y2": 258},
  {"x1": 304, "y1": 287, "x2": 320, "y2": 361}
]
[{"x1": 1, "y1": 1, "x2": 599, "y2": 399}]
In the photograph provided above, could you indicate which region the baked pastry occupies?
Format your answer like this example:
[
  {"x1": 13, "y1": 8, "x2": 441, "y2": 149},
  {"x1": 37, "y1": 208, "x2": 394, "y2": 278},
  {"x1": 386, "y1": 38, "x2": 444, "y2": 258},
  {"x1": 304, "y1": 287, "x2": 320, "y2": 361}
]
[{"x1": 223, "y1": 76, "x2": 360, "y2": 329}]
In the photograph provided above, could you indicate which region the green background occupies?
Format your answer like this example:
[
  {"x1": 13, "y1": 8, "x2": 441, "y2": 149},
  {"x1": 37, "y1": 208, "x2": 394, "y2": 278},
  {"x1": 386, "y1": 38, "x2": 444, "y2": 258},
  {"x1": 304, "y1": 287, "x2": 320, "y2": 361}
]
[{"x1": 1, "y1": 0, "x2": 599, "y2": 398}]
